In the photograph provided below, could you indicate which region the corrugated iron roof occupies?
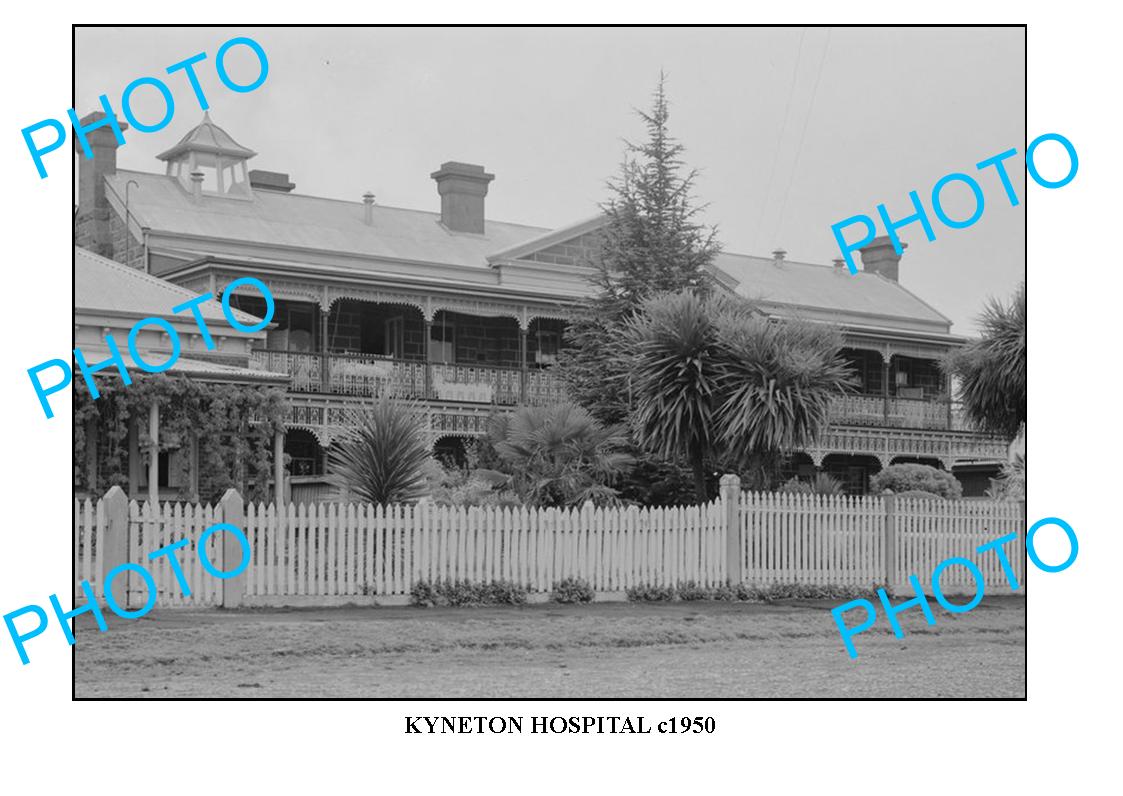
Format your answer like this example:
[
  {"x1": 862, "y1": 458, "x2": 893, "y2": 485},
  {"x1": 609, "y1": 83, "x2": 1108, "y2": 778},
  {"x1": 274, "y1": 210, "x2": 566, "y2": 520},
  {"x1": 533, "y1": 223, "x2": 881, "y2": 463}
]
[
  {"x1": 106, "y1": 168, "x2": 953, "y2": 330},
  {"x1": 715, "y1": 252, "x2": 951, "y2": 329},
  {"x1": 107, "y1": 170, "x2": 550, "y2": 270},
  {"x1": 76, "y1": 346, "x2": 289, "y2": 385},
  {"x1": 75, "y1": 246, "x2": 262, "y2": 326}
]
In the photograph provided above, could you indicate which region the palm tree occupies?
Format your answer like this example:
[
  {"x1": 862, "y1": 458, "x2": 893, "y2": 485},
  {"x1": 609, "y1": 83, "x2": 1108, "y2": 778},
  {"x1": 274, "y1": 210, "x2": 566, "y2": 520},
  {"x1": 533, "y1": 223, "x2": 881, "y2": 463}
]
[
  {"x1": 714, "y1": 312, "x2": 856, "y2": 489},
  {"x1": 490, "y1": 403, "x2": 633, "y2": 507},
  {"x1": 623, "y1": 291, "x2": 735, "y2": 501},
  {"x1": 327, "y1": 396, "x2": 432, "y2": 505},
  {"x1": 945, "y1": 282, "x2": 1026, "y2": 437},
  {"x1": 624, "y1": 290, "x2": 855, "y2": 497}
]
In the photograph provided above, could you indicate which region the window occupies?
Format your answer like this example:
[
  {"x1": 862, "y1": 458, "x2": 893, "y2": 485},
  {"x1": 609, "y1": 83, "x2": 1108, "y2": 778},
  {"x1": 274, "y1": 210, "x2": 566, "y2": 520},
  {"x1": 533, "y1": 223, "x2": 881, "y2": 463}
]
[
  {"x1": 429, "y1": 320, "x2": 455, "y2": 363},
  {"x1": 288, "y1": 305, "x2": 315, "y2": 352},
  {"x1": 385, "y1": 316, "x2": 405, "y2": 358},
  {"x1": 140, "y1": 450, "x2": 185, "y2": 490},
  {"x1": 286, "y1": 431, "x2": 323, "y2": 476},
  {"x1": 535, "y1": 330, "x2": 560, "y2": 366}
]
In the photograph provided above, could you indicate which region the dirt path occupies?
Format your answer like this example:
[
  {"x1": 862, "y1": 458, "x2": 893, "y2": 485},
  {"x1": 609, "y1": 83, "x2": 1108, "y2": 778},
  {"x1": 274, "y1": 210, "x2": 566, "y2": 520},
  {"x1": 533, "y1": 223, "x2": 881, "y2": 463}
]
[{"x1": 74, "y1": 597, "x2": 1025, "y2": 698}]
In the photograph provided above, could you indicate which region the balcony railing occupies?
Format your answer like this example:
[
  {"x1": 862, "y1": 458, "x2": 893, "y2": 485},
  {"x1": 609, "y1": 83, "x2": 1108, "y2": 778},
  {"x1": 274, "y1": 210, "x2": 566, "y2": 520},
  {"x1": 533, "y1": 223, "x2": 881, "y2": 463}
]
[
  {"x1": 254, "y1": 351, "x2": 986, "y2": 436},
  {"x1": 251, "y1": 349, "x2": 566, "y2": 406},
  {"x1": 829, "y1": 393, "x2": 974, "y2": 432}
]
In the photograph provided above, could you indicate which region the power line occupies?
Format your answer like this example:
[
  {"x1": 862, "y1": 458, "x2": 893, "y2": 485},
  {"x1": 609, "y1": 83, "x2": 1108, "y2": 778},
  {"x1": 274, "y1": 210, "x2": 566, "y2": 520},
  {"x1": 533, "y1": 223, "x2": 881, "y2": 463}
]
[
  {"x1": 749, "y1": 27, "x2": 806, "y2": 256},
  {"x1": 771, "y1": 26, "x2": 833, "y2": 250}
]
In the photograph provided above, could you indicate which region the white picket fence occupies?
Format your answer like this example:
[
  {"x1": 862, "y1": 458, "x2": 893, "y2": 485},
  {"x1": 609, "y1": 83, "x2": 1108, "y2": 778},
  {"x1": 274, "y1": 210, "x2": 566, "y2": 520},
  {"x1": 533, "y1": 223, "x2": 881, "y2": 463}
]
[
  {"x1": 74, "y1": 482, "x2": 1026, "y2": 608},
  {"x1": 131, "y1": 502, "x2": 225, "y2": 607},
  {"x1": 742, "y1": 492, "x2": 886, "y2": 587},
  {"x1": 238, "y1": 500, "x2": 726, "y2": 601},
  {"x1": 739, "y1": 492, "x2": 1025, "y2": 592},
  {"x1": 74, "y1": 497, "x2": 106, "y2": 599},
  {"x1": 894, "y1": 495, "x2": 1025, "y2": 591}
]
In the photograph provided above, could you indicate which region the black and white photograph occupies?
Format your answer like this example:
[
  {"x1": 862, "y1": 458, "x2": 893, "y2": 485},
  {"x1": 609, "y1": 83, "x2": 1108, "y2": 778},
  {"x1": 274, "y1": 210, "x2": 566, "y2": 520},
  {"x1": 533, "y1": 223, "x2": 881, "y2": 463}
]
[
  {"x1": 66, "y1": 25, "x2": 1030, "y2": 700},
  {"x1": 14, "y1": 6, "x2": 1123, "y2": 791}
]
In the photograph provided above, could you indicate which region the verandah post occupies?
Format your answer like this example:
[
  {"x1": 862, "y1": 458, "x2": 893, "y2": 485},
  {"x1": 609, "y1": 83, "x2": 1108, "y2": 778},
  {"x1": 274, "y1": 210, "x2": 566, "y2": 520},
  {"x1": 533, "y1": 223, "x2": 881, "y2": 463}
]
[
  {"x1": 519, "y1": 328, "x2": 528, "y2": 404},
  {"x1": 320, "y1": 304, "x2": 331, "y2": 391},
  {"x1": 147, "y1": 401, "x2": 159, "y2": 507},
  {"x1": 219, "y1": 488, "x2": 246, "y2": 608},
  {"x1": 423, "y1": 320, "x2": 433, "y2": 399},
  {"x1": 720, "y1": 474, "x2": 742, "y2": 585},
  {"x1": 273, "y1": 428, "x2": 286, "y2": 505}
]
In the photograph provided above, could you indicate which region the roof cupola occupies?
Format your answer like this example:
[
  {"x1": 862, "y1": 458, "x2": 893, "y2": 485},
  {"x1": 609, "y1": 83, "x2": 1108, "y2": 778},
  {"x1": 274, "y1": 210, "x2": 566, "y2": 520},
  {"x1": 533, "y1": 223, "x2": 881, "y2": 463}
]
[{"x1": 157, "y1": 112, "x2": 256, "y2": 198}]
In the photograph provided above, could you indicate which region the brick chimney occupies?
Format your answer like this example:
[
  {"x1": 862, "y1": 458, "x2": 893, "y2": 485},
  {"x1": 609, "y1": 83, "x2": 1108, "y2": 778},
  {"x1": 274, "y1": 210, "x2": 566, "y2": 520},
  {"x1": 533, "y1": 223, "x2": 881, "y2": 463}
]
[
  {"x1": 859, "y1": 235, "x2": 907, "y2": 282},
  {"x1": 74, "y1": 111, "x2": 128, "y2": 258},
  {"x1": 430, "y1": 161, "x2": 494, "y2": 234}
]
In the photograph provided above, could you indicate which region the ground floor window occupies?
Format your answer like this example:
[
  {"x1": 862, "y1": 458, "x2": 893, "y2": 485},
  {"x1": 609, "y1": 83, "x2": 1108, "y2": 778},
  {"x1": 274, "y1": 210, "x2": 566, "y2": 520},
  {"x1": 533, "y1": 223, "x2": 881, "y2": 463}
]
[{"x1": 286, "y1": 429, "x2": 324, "y2": 476}]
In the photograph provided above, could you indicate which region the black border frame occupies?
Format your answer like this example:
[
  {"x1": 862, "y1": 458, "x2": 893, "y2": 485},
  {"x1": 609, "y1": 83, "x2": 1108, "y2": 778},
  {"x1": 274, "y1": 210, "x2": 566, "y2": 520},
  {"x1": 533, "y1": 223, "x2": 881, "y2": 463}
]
[{"x1": 72, "y1": 21, "x2": 1028, "y2": 700}]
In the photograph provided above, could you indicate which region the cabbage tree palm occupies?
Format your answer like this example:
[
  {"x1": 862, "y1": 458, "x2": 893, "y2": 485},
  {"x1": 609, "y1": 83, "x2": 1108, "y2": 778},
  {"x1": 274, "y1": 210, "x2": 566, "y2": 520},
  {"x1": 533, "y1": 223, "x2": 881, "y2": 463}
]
[
  {"x1": 327, "y1": 396, "x2": 432, "y2": 505},
  {"x1": 625, "y1": 290, "x2": 855, "y2": 498},
  {"x1": 945, "y1": 282, "x2": 1026, "y2": 437},
  {"x1": 713, "y1": 311, "x2": 856, "y2": 489},
  {"x1": 623, "y1": 291, "x2": 731, "y2": 501}
]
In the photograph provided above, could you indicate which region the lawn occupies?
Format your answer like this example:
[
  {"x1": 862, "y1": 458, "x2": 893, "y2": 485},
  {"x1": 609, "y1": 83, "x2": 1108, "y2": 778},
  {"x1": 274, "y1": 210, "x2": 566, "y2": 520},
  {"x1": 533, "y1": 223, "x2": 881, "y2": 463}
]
[{"x1": 73, "y1": 596, "x2": 1025, "y2": 698}]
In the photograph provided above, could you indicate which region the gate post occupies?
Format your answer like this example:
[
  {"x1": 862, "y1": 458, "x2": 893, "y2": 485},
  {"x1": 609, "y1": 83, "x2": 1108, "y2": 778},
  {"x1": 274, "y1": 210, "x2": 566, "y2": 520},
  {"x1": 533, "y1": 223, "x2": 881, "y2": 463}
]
[
  {"x1": 219, "y1": 488, "x2": 246, "y2": 608},
  {"x1": 720, "y1": 474, "x2": 742, "y2": 585},
  {"x1": 883, "y1": 491, "x2": 897, "y2": 590},
  {"x1": 101, "y1": 486, "x2": 130, "y2": 608}
]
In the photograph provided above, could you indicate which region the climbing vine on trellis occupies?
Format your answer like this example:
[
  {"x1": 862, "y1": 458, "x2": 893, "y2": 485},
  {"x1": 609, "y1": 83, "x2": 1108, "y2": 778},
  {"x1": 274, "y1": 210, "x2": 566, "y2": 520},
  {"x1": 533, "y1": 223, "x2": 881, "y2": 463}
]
[{"x1": 73, "y1": 374, "x2": 288, "y2": 504}]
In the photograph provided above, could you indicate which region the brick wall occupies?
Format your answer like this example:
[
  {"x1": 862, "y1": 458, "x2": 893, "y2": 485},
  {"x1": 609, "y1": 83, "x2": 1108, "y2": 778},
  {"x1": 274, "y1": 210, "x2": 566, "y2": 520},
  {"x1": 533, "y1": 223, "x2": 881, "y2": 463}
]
[{"x1": 441, "y1": 312, "x2": 521, "y2": 367}]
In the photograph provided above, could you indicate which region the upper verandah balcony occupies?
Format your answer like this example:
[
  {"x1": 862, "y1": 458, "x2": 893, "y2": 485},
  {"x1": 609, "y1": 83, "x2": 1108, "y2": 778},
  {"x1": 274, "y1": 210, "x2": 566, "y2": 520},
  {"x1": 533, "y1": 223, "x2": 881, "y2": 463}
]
[
  {"x1": 241, "y1": 296, "x2": 985, "y2": 435},
  {"x1": 242, "y1": 295, "x2": 570, "y2": 406}
]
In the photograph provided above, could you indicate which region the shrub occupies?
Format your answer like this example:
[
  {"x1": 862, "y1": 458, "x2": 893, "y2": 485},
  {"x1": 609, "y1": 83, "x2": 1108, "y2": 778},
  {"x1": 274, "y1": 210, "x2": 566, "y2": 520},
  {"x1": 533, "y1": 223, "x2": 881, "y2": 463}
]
[
  {"x1": 869, "y1": 463, "x2": 962, "y2": 499},
  {"x1": 623, "y1": 581, "x2": 889, "y2": 603},
  {"x1": 675, "y1": 581, "x2": 710, "y2": 601},
  {"x1": 778, "y1": 477, "x2": 812, "y2": 494},
  {"x1": 626, "y1": 583, "x2": 678, "y2": 602},
  {"x1": 551, "y1": 577, "x2": 595, "y2": 604},
  {"x1": 674, "y1": 581, "x2": 738, "y2": 601},
  {"x1": 484, "y1": 580, "x2": 529, "y2": 605},
  {"x1": 617, "y1": 451, "x2": 716, "y2": 506},
  {"x1": 424, "y1": 459, "x2": 522, "y2": 507},
  {"x1": 409, "y1": 579, "x2": 528, "y2": 607},
  {"x1": 779, "y1": 473, "x2": 845, "y2": 495},
  {"x1": 894, "y1": 489, "x2": 946, "y2": 500},
  {"x1": 409, "y1": 580, "x2": 441, "y2": 607},
  {"x1": 738, "y1": 583, "x2": 888, "y2": 602}
]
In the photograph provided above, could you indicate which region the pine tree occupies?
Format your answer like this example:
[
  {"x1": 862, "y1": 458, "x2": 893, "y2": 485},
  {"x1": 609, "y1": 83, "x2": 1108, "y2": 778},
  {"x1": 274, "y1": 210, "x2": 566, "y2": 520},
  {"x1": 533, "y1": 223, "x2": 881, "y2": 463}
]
[{"x1": 559, "y1": 74, "x2": 721, "y2": 425}]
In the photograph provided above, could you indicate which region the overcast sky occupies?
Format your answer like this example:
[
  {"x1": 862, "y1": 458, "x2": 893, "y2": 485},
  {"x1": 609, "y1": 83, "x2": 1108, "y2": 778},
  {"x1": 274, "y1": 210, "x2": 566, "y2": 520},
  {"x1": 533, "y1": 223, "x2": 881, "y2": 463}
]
[{"x1": 75, "y1": 26, "x2": 1025, "y2": 335}]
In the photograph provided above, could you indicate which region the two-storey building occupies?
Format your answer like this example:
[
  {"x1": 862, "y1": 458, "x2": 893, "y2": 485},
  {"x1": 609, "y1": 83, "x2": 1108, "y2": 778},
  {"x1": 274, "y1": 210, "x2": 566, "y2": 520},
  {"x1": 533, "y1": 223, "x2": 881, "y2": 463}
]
[{"x1": 74, "y1": 112, "x2": 1009, "y2": 499}]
